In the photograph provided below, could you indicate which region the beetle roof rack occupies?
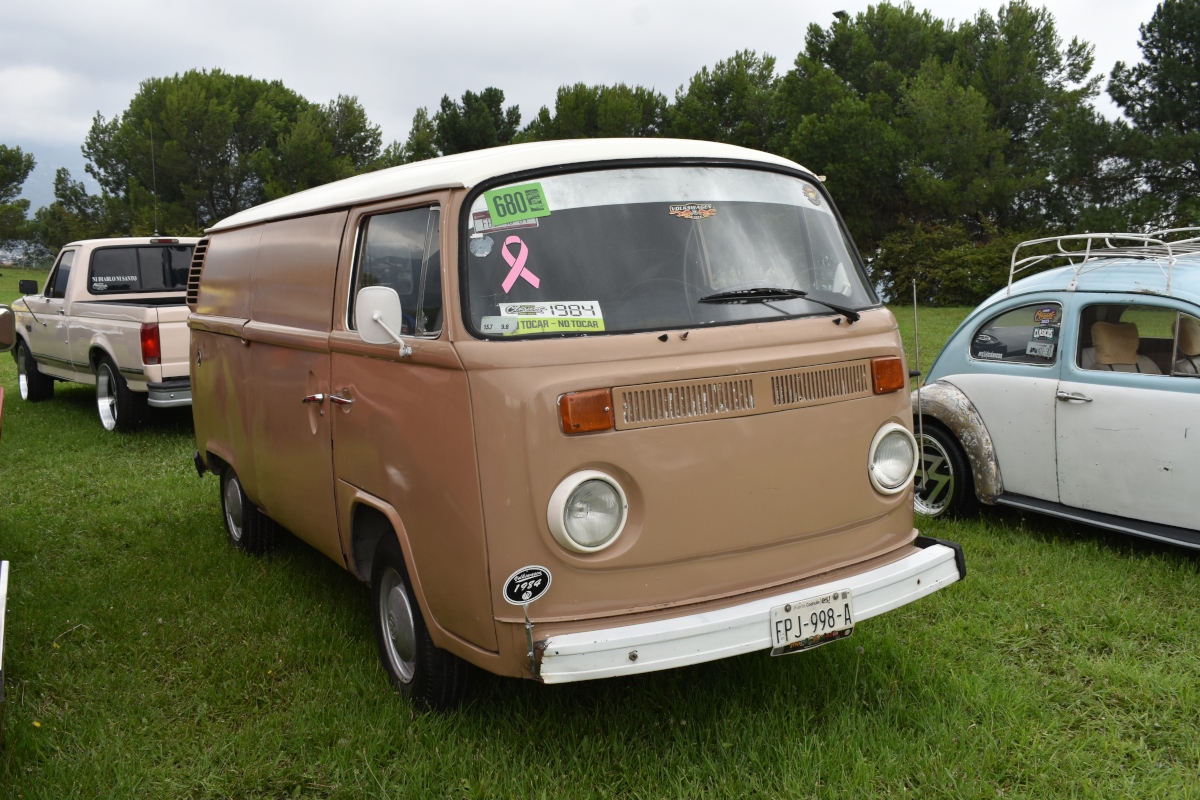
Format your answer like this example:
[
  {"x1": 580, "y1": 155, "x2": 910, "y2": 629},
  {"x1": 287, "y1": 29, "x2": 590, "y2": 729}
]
[{"x1": 1007, "y1": 227, "x2": 1200, "y2": 295}]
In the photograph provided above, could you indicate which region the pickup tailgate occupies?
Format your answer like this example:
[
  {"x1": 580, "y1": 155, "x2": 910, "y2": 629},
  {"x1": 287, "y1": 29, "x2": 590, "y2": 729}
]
[{"x1": 155, "y1": 304, "x2": 191, "y2": 377}]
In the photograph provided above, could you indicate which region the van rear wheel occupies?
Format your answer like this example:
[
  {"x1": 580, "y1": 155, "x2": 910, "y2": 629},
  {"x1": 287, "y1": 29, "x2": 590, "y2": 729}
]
[
  {"x1": 220, "y1": 468, "x2": 277, "y2": 556},
  {"x1": 16, "y1": 340, "x2": 54, "y2": 402},
  {"x1": 914, "y1": 425, "x2": 977, "y2": 518},
  {"x1": 95, "y1": 356, "x2": 148, "y2": 432},
  {"x1": 370, "y1": 535, "x2": 470, "y2": 710}
]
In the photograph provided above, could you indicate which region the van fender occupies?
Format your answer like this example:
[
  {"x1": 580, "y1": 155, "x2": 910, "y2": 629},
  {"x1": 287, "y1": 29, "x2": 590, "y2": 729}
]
[
  {"x1": 337, "y1": 482, "x2": 502, "y2": 667},
  {"x1": 911, "y1": 380, "x2": 1004, "y2": 504}
]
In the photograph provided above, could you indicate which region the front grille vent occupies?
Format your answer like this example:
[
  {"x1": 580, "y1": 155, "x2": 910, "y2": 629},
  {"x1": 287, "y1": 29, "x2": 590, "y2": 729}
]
[
  {"x1": 621, "y1": 379, "x2": 754, "y2": 426},
  {"x1": 185, "y1": 238, "x2": 209, "y2": 311},
  {"x1": 613, "y1": 359, "x2": 873, "y2": 430},
  {"x1": 772, "y1": 362, "x2": 870, "y2": 407}
]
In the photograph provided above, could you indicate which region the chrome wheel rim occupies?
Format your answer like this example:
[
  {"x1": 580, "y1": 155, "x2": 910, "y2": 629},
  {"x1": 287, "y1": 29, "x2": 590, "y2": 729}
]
[
  {"x1": 378, "y1": 566, "x2": 417, "y2": 683},
  {"x1": 17, "y1": 346, "x2": 29, "y2": 400},
  {"x1": 223, "y1": 474, "x2": 245, "y2": 544},
  {"x1": 914, "y1": 433, "x2": 954, "y2": 517},
  {"x1": 96, "y1": 365, "x2": 118, "y2": 431}
]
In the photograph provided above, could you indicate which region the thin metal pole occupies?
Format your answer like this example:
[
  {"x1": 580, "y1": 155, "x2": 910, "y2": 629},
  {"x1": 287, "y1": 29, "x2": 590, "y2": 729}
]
[
  {"x1": 913, "y1": 279, "x2": 926, "y2": 488},
  {"x1": 149, "y1": 123, "x2": 159, "y2": 236}
]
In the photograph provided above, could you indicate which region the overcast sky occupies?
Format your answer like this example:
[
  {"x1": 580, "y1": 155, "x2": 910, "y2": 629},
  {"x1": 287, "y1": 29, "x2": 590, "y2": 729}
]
[{"x1": 1, "y1": 0, "x2": 1160, "y2": 211}]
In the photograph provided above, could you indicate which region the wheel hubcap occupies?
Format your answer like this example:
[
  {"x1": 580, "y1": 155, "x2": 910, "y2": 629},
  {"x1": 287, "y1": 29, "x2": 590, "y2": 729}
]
[
  {"x1": 914, "y1": 433, "x2": 955, "y2": 517},
  {"x1": 17, "y1": 347, "x2": 28, "y2": 400},
  {"x1": 96, "y1": 366, "x2": 118, "y2": 430},
  {"x1": 379, "y1": 567, "x2": 417, "y2": 683},
  {"x1": 223, "y1": 475, "x2": 245, "y2": 543}
]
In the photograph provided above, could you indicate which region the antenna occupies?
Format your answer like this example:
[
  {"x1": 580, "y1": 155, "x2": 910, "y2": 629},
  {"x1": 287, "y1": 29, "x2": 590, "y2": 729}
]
[
  {"x1": 148, "y1": 122, "x2": 159, "y2": 236},
  {"x1": 913, "y1": 279, "x2": 927, "y2": 493}
]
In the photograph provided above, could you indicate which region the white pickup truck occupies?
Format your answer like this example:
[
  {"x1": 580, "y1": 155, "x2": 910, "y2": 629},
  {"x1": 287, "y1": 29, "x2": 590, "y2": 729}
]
[{"x1": 12, "y1": 237, "x2": 199, "y2": 431}]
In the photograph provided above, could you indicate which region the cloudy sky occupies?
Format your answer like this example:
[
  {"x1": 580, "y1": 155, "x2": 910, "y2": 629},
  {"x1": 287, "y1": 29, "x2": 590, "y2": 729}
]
[{"x1": 2, "y1": 0, "x2": 1160, "y2": 211}]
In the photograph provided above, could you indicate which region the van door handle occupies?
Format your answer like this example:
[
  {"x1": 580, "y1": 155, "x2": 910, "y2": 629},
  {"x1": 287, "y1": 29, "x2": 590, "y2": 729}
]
[
  {"x1": 301, "y1": 393, "x2": 325, "y2": 404},
  {"x1": 1056, "y1": 390, "x2": 1092, "y2": 402},
  {"x1": 330, "y1": 392, "x2": 353, "y2": 406}
]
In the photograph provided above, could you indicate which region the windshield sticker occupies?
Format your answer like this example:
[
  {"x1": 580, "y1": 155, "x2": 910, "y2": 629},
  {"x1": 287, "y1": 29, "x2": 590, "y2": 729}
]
[
  {"x1": 1026, "y1": 341, "x2": 1055, "y2": 359},
  {"x1": 469, "y1": 234, "x2": 494, "y2": 258},
  {"x1": 1033, "y1": 307, "x2": 1058, "y2": 324},
  {"x1": 484, "y1": 182, "x2": 551, "y2": 226},
  {"x1": 669, "y1": 203, "x2": 716, "y2": 220},
  {"x1": 1032, "y1": 326, "x2": 1056, "y2": 340},
  {"x1": 802, "y1": 184, "x2": 822, "y2": 206},
  {"x1": 480, "y1": 316, "x2": 518, "y2": 335},
  {"x1": 498, "y1": 301, "x2": 605, "y2": 335},
  {"x1": 472, "y1": 210, "x2": 539, "y2": 234},
  {"x1": 500, "y1": 236, "x2": 540, "y2": 293},
  {"x1": 976, "y1": 351, "x2": 1003, "y2": 360}
]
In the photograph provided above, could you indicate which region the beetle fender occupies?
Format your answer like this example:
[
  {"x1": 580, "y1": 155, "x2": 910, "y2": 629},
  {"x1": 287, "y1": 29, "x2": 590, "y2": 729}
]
[{"x1": 911, "y1": 381, "x2": 1004, "y2": 504}]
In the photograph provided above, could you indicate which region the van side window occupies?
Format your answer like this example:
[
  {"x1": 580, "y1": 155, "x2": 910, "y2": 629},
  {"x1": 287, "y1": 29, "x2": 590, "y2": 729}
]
[
  {"x1": 1172, "y1": 312, "x2": 1200, "y2": 377},
  {"x1": 969, "y1": 302, "x2": 1061, "y2": 365},
  {"x1": 1076, "y1": 303, "x2": 1173, "y2": 375},
  {"x1": 46, "y1": 249, "x2": 76, "y2": 298},
  {"x1": 350, "y1": 206, "x2": 442, "y2": 337}
]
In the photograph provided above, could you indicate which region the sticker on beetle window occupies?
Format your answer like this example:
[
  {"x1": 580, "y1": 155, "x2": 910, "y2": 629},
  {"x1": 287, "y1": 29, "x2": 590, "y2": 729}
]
[
  {"x1": 976, "y1": 350, "x2": 1003, "y2": 360},
  {"x1": 1026, "y1": 341, "x2": 1055, "y2": 359},
  {"x1": 1033, "y1": 307, "x2": 1059, "y2": 324},
  {"x1": 1032, "y1": 326, "x2": 1056, "y2": 340},
  {"x1": 503, "y1": 565, "x2": 552, "y2": 605},
  {"x1": 472, "y1": 210, "x2": 539, "y2": 235},
  {"x1": 484, "y1": 182, "x2": 551, "y2": 226},
  {"x1": 497, "y1": 301, "x2": 605, "y2": 335},
  {"x1": 668, "y1": 203, "x2": 716, "y2": 220},
  {"x1": 802, "y1": 184, "x2": 822, "y2": 206}
]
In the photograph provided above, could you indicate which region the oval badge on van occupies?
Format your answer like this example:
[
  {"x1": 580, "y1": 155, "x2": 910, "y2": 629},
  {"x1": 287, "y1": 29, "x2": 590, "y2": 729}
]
[{"x1": 503, "y1": 565, "x2": 552, "y2": 605}]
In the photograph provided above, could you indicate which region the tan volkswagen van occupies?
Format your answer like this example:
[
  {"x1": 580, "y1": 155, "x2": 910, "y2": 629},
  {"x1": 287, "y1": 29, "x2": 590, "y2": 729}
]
[{"x1": 188, "y1": 139, "x2": 965, "y2": 708}]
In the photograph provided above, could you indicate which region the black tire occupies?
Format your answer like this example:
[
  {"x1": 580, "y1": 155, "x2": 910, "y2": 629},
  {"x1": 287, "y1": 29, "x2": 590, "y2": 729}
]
[
  {"x1": 15, "y1": 339, "x2": 54, "y2": 402},
  {"x1": 914, "y1": 424, "x2": 978, "y2": 518},
  {"x1": 371, "y1": 534, "x2": 470, "y2": 710},
  {"x1": 220, "y1": 468, "x2": 277, "y2": 556},
  {"x1": 95, "y1": 356, "x2": 148, "y2": 432}
]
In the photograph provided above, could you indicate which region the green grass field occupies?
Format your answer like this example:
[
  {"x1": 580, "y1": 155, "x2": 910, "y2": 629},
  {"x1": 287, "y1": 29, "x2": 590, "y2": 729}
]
[{"x1": 0, "y1": 269, "x2": 1197, "y2": 798}]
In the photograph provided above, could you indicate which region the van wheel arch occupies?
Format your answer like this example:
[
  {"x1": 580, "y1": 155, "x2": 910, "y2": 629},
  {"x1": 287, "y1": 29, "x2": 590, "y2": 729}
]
[{"x1": 350, "y1": 504, "x2": 395, "y2": 585}]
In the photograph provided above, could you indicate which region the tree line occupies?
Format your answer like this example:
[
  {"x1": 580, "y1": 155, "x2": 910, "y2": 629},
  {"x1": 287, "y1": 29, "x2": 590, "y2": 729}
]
[{"x1": 2, "y1": 0, "x2": 1198, "y2": 305}]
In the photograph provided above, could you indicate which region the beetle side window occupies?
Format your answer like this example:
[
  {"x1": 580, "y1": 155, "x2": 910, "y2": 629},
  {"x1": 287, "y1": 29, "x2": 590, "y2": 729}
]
[
  {"x1": 1171, "y1": 312, "x2": 1200, "y2": 377},
  {"x1": 969, "y1": 302, "x2": 1061, "y2": 365},
  {"x1": 1076, "y1": 304, "x2": 1174, "y2": 375},
  {"x1": 46, "y1": 250, "x2": 76, "y2": 298},
  {"x1": 349, "y1": 206, "x2": 442, "y2": 337}
]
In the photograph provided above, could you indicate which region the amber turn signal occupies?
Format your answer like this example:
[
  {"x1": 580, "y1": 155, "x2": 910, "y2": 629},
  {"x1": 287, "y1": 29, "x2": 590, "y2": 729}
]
[
  {"x1": 559, "y1": 389, "x2": 615, "y2": 434},
  {"x1": 871, "y1": 357, "x2": 906, "y2": 394}
]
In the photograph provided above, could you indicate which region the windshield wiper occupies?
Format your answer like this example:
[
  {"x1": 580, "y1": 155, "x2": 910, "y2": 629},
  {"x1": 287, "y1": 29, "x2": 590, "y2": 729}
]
[{"x1": 698, "y1": 286, "x2": 860, "y2": 323}]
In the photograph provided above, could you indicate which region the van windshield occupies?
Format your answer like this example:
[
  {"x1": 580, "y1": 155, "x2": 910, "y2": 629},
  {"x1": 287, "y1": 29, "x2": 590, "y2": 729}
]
[{"x1": 463, "y1": 166, "x2": 875, "y2": 338}]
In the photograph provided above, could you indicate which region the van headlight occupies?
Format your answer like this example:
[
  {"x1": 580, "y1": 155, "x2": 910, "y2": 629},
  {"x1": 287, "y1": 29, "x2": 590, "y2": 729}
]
[
  {"x1": 547, "y1": 470, "x2": 629, "y2": 553},
  {"x1": 868, "y1": 423, "x2": 918, "y2": 494}
]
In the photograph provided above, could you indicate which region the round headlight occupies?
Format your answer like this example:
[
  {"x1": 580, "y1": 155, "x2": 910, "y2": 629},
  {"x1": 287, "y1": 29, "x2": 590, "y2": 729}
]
[
  {"x1": 547, "y1": 471, "x2": 629, "y2": 553},
  {"x1": 868, "y1": 423, "x2": 918, "y2": 494}
]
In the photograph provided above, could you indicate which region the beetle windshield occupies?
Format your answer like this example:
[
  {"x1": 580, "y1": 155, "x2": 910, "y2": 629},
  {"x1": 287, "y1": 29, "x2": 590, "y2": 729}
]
[{"x1": 463, "y1": 166, "x2": 875, "y2": 338}]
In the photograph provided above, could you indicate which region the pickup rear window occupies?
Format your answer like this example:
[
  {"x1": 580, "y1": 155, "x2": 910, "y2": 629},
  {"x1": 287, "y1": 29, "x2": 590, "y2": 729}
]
[{"x1": 88, "y1": 245, "x2": 194, "y2": 294}]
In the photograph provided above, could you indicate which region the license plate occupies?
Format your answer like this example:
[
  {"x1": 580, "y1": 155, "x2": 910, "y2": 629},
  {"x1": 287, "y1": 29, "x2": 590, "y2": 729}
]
[{"x1": 769, "y1": 589, "x2": 854, "y2": 656}]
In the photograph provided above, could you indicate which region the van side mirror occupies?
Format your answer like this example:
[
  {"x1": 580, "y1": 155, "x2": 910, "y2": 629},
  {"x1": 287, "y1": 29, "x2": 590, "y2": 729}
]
[
  {"x1": 355, "y1": 286, "x2": 412, "y2": 358},
  {"x1": 0, "y1": 305, "x2": 14, "y2": 353},
  {"x1": 18, "y1": 279, "x2": 39, "y2": 295}
]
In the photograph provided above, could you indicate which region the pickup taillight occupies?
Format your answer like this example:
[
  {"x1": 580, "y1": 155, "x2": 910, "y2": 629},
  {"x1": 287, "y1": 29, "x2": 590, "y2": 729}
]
[{"x1": 140, "y1": 323, "x2": 161, "y2": 365}]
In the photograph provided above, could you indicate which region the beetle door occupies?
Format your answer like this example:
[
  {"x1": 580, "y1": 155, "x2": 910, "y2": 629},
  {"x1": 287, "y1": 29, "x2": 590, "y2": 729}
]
[{"x1": 1056, "y1": 301, "x2": 1200, "y2": 529}]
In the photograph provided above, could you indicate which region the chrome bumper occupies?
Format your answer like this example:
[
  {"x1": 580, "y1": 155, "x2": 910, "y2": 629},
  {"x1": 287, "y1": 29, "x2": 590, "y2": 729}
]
[
  {"x1": 147, "y1": 378, "x2": 191, "y2": 408},
  {"x1": 539, "y1": 541, "x2": 963, "y2": 684}
]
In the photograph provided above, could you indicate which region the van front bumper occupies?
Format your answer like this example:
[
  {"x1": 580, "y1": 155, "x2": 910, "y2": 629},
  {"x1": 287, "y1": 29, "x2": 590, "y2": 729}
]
[{"x1": 538, "y1": 538, "x2": 964, "y2": 684}]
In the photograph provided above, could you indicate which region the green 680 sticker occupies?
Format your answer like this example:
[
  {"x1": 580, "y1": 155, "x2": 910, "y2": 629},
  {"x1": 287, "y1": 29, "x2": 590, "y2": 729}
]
[{"x1": 484, "y1": 182, "x2": 552, "y2": 224}]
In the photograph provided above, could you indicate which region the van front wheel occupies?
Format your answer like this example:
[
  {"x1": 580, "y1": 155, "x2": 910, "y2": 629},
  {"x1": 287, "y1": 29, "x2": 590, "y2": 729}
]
[{"x1": 370, "y1": 535, "x2": 470, "y2": 710}]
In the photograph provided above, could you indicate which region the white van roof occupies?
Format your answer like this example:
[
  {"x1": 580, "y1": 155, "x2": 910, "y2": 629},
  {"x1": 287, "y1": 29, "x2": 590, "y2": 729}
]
[{"x1": 207, "y1": 138, "x2": 809, "y2": 232}]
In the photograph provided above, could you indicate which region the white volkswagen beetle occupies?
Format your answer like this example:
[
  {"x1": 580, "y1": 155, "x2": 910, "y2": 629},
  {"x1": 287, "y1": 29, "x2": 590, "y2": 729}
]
[{"x1": 912, "y1": 231, "x2": 1200, "y2": 550}]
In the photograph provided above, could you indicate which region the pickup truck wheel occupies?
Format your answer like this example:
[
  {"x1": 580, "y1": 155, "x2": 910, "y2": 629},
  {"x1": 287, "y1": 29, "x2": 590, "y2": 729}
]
[
  {"x1": 95, "y1": 358, "x2": 148, "y2": 432},
  {"x1": 220, "y1": 469, "x2": 277, "y2": 556},
  {"x1": 914, "y1": 425, "x2": 978, "y2": 518},
  {"x1": 16, "y1": 340, "x2": 54, "y2": 402},
  {"x1": 371, "y1": 535, "x2": 470, "y2": 710}
]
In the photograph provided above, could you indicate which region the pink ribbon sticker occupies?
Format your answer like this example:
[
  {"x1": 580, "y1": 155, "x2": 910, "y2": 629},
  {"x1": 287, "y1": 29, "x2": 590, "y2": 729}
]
[{"x1": 500, "y1": 235, "x2": 540, "y2": 293}]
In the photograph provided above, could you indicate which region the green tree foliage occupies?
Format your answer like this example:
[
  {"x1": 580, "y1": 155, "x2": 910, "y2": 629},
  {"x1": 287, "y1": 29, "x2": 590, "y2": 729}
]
[
  {"x1": 380, "y1": 107, "x2": 439, "y2": 166},
  {"x1": 0, "y1": 144, "x2": 36, "y2": 248},
  {"x1": 669, "y1": 51, "x2": 780, "y2": 150},
  {"x1": 30, "y1": 168, "x2": 127, "y2": 253},
  {"x1": 520, "y1": 83, "x2": 668, "y2": 141},
  {"x1": 1110, "y1": 0, "x2": 1200, "y2": 225},
  {"x1": 434, "y1": 88, "x2": 520, "y2": 156}
]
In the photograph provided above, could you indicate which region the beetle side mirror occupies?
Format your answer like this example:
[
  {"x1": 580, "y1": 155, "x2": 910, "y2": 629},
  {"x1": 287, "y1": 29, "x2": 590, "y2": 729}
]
[
  {"x1": 355, "y1": 286, "x2": 412, "y2": 358},
  {"x1": 18, "y1": 279, "x2": 38, "y2": 295},
  {"x1": 0, "y1": 305, "x2": 14, "y2": 353}
]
